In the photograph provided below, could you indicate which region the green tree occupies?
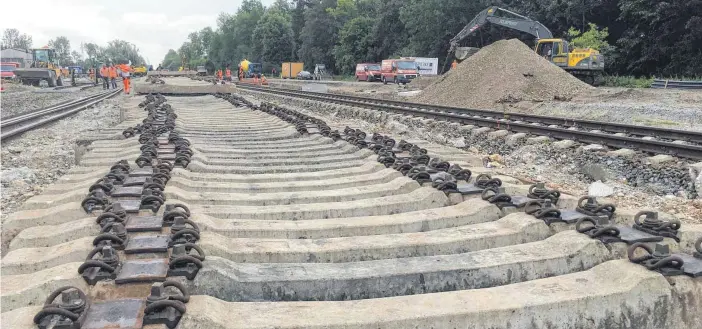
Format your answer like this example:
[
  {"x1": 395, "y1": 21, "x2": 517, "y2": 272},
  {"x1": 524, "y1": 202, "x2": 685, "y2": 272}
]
[
  {"x1": 252, "y1": 9, "x2": 295, "y2": 68},
  {"x1": 48, "y1": 36, "x2": 71, "y2": 65},
  {"x1": 199, "y1": 27, "x2": 216, "y2": 57},
  {"x1": 567, "y1": 23, "x2": 611, "y2": 51},
  {"x1": 333, "y1": 16, "x2": 374, "y2": 74},
  {"x1": 291, "y1": 0, "x2": 310, "y2": 59},
  {"x1": 297, "y1": 0, "x2": 339, "y2": 71},
  {"x1": 104, "y1": 40, "x2": 145, "y2": 65},
  {"x1": 1, "y1": 28, "x2": 33, "y2": 50},
  {"x1": 161, "y1": 49, "x2": 180, "y2": 70},
  {"x1": 617, "y1": 0, "x2": 702, "y2": 76},
  {"x1": 367, "y1": 0, "x2": 407, "y2": 61}
]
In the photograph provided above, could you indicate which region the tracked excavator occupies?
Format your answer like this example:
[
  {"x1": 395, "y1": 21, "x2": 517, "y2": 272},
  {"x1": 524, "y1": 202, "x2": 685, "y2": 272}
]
[{"x1": 447, "y1": 6, "x2": 605, "y2": 85}]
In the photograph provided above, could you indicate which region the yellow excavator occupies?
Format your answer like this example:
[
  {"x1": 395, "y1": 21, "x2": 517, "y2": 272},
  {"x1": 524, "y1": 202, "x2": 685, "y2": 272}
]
[
  {"x1": 14, "y1": 47, "x2": 64, "y2": 87},
  {"x1": 447, "y1": 6, "x2": 605, "y2": 85}
]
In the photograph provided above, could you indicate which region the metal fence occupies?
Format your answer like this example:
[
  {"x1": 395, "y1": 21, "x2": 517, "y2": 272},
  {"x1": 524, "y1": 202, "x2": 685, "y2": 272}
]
[{"x1": 651, "y1": 79, "x2": 702, "y2": 89}]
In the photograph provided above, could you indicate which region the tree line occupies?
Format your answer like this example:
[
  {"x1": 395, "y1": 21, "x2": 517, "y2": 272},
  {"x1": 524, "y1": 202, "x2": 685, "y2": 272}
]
[
  {"x1": 167, "y1": 0, "x2": 701, "y2": 77},
  {"x1": 1, "y1": 28, "x2": 146, "y2": 68}
]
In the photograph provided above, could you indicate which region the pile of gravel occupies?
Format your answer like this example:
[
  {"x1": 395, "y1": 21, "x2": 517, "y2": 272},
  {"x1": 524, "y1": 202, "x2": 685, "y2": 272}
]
[
  {"x1": 408, "y1": 75, "x2": 439, "y2": 90},
  {"x1": 415, "y1": 39, "x2": 590, "y2": 108}
]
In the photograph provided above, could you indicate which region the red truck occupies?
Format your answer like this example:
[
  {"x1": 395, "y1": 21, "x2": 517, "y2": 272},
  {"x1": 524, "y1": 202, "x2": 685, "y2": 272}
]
[
  {"x1": 1, "y1": 62, "x2": 20, "y2": 80},
  {"x1": 380, "y1": 59, "x2": 418, "y2": 84},
  {"x1": 355, "y1": 63, "x2": 382, "y2": 82}
]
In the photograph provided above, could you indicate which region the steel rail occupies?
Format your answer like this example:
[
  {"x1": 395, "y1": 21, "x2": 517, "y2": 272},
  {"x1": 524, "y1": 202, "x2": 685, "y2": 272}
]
[
  {"x1": 1, "y1": 88, "x2": 122, "y2": 140},
  {"x1": 237, "y1": 84, "x2": 702, "y2": 160},
  {"x1": 238, "y1": 84, "x2": 702, "y2": 144},
  {"x1": 2, "y1": 90, "x2": 112, "y2": 126}
]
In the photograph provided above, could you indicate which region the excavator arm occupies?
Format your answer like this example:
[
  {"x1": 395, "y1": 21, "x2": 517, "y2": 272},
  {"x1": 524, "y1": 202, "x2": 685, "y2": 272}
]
[{"x1": 448, "y1": 6, "x2": 553, "y2": 54}]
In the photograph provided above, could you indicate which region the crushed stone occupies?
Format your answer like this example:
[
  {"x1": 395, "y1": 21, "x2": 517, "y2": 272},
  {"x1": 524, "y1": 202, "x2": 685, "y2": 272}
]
[
  {"x1": 1, "y1": 98, "x2": 123, "y2": 221},
  {"x1": 243, "y1": 90, "x2": 702, "y2": 224},
  {"x1": 1, "y1": 82, "x2": 104, "y2": 119}
]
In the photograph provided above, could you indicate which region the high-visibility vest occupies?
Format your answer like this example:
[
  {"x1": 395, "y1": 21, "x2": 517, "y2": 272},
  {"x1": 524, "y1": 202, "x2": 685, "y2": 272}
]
[
  {"x1": 225, "y1": 69, "x2": 231, "y2": 77},
  {"x1": 100, "y1": 67, "x2": 107, "y2": 77},
  {"x1": 109, "y1": 67, "x2": 117, "y2": 78}
]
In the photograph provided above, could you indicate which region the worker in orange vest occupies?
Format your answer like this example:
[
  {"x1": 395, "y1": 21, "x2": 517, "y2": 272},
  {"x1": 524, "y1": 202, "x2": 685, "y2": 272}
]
[
  {"x1": 99, "y1": 65, "x2": 109, "y2": 89},
  {"x1": 116, "y1": 62, "x2": 132, "y2": 94},
  {"x1": 217, "y1": 69, "x2": 223, "y2": 81},
  {"x1": 225, "y1": 67, "x2": 232, "y2": 81},
  {"x1": 451, "y1": 60, "x2": 458, "y2": 69},
  {"x1": 108, "y1": 64, "x2": 118, "y2": 89}
]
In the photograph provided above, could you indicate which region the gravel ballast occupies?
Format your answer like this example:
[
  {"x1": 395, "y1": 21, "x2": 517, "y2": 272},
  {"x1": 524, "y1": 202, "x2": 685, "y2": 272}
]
[
  {"x1": 1, "y1": 97, "x2": 123, "y2": 221},
  {"x1": 1, "y1": 82, "x2": 103, "y2": 119},
  {"x1": 415, "y1": 39, "x2": 590, "y2": 108},
  {"x1": 243, "y1": 90, "x2": 702, "y2": 224}
]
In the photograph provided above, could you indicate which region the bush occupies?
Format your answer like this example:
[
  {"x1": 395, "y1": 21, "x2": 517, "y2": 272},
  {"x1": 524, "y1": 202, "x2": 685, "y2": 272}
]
[{"x1": 602, "y1": 75, "x2": 654, "y2": 88}]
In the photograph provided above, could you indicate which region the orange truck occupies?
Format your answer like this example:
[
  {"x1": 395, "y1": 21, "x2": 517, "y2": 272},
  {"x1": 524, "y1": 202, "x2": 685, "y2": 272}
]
[
  {"x1": 380, "y1": 59, "x2": 418, "y2": 84},
  {"x1": 281, "y1": 62, "x2": 304, "y2": 79}
]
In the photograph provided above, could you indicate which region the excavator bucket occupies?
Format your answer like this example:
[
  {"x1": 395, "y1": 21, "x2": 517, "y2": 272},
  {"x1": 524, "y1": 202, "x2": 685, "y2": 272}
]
[
  {"x1": 14, "y1": 68, "x2": 60, "y2": 86},
  {"x1": 455, "y1": 47, "x2": 481, "y2": 61},
  {"x1": 14, "y1": 68, "x2": 53, "y2": 80}
]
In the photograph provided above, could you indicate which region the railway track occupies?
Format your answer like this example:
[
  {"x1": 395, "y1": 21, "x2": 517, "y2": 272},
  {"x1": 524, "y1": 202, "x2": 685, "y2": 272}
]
[
  {"x1": 2, "y1": 91, "x2": 701, "y2": 329},
  {"x1": 236, "y1": 84, "x2": 702, "y2": 160},
  {"x1": 1, "y1": 88, "x2": 122, "y2": 140}
]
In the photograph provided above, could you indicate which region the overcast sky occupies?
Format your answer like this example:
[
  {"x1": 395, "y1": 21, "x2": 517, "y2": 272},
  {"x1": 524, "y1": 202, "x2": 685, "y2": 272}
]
[{"x1": 1, "y1": 0, "x2": 275, "y2": 65}]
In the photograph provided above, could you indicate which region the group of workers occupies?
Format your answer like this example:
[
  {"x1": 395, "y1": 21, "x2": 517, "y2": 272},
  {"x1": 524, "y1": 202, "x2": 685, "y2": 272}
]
[
  {"x1": 214, "y1": 66, "x2": 267, "y2": 84},
  {"x1": 216, "y1": 67, "x2": 233, "y2": 81},
  {"x1": 92, "y1": 63, "x2": 132, "y2": 94}
]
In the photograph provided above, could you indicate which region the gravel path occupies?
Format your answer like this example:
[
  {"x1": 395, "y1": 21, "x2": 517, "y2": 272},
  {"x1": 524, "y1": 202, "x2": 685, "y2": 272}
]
[{"x1": 1, "y1": 82, "x2": 104, "y2": 119}]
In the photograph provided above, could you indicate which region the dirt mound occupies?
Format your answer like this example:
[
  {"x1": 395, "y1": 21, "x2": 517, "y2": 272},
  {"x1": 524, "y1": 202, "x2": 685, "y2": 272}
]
[
  {"x1": 415, "y1": 39, "x2": 590, "y2": 108},
  {"x1": 409, "y1": 75, "x2": 440, "y2": 90}
]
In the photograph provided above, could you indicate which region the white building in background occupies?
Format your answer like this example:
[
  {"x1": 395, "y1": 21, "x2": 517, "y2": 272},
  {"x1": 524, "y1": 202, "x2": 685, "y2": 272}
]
[{"x1": 1, "y1": 48, "x2": 33, "y2": 67}]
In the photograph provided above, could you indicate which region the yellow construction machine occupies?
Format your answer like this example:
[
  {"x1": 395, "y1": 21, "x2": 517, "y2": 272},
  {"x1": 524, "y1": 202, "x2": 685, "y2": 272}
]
[
  {"x1": 133, "y1": 65, "x2": 148, "y2": 77},
  {"x1": 448, "y1": 6, "x2": 605, "y2": 85},
  {"x1": 14, "y1": 47, "x2": 65, "y2": 87}
]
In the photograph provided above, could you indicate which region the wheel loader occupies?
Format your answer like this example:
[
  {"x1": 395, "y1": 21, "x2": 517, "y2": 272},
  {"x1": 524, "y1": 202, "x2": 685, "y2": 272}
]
[
  {"x1": 447, "y1": 6, "x2": 605, "y2": 85},
  {"x1": 14, "y1": 47, "x2": 64, "y2": 87}
]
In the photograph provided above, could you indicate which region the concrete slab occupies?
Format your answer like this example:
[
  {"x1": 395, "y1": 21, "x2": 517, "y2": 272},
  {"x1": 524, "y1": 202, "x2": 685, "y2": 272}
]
[
  {"x1": 1, "y1": 237, "x2": 92, "y2": 275},
  {"x1": 173, "y1": 260, "x2": 699, "y2": 329},
  {"x1": 164, "y1": 177, "x2": 419, "y2": 206},
  {"x1": 190, "y1": 231, "x2": 611, "y2": 301},
  {"x1": 172, "y1": 162, "x2": 386, "y2": 183},
  {"x1": 4, "y1": 202, "x2": 89, "y2": 231},
  {"x1": 135, "y1": 84, "x2": 236, "y2": 95},
  {"x1": 1, "y1": 262, "x2": 86, "y2": 312},
  {"x1": 187, "y1": 157, "x2": 372, "y2": 174},
  {"x1": 199, "y1": 213, "x2": 550, "y2": 263},
  {"x1": 167, "y1": 168, "x2": 402, "y2": 193},
  {"x1": 185, "y1": 187, "x2": 448, "y2": 220},
  {"x1": 9, "y1": 217, "x2": 98, "y2": 250}
]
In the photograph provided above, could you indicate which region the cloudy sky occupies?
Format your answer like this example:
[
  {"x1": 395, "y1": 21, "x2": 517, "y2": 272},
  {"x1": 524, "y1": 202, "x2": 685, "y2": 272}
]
[{"x1": 1, "y1": 0, "x2": 275, "y2": 65}]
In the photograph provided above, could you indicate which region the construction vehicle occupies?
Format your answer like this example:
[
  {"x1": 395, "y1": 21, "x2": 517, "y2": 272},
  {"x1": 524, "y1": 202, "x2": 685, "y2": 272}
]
[
  {"x1": 313, "y1": 64, "x2": 330, "y2": 81},
  {"x1": 196, "y1": 65, "x2": 207, "y2": 76},
  {"x1": 447, "y1": 6, "x2": 605, "y2": 85},
  {"x1": 13, "y1": 47, "x2": 64, "y2": 87},
  {"x1": 132, "y1": 65, "x2": 148, "y2": 77}
]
